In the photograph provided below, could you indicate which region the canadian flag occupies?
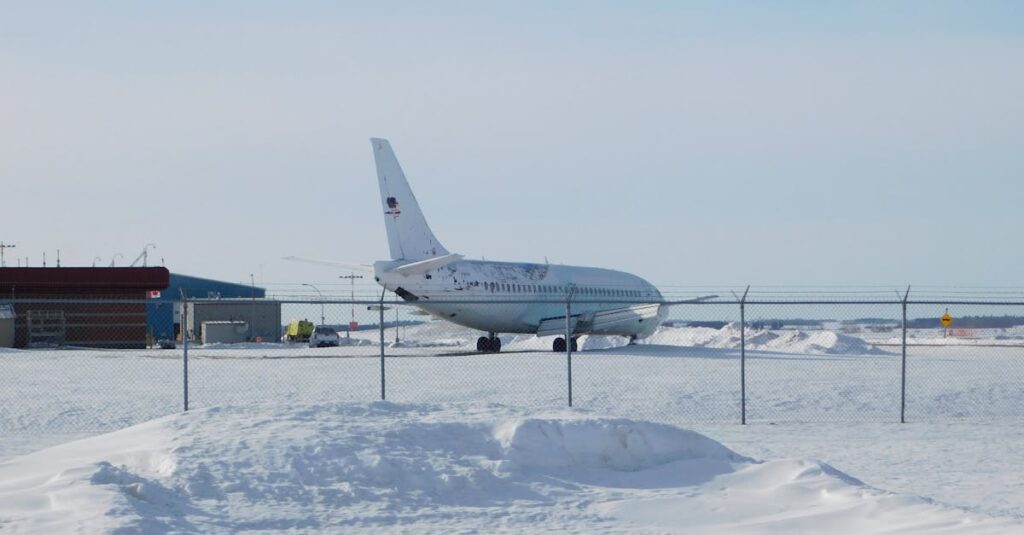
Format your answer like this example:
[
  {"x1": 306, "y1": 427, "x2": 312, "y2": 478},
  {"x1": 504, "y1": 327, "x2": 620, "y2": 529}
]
[{"x1": 147, "y1": 290, "x2": 161, "y2": 299}]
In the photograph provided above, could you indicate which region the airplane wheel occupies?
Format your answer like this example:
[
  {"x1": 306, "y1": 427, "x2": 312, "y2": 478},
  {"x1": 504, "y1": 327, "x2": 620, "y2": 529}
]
[
  {"x1": 477, "y1": 336, "x2": 488, "y2": 352},
  {"x1": 490, "y1": 337, "x2": 502, "y2": 353},
  {"x1": 571, "y1": 337, "x2": 578, "y2": 352},
  {"x1": 553, "y1": 337, "x2": 566, "y2": 352}
]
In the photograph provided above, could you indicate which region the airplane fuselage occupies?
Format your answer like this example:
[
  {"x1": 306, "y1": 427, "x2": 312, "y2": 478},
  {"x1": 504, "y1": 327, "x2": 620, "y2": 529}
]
[{"x1": 375, "y1": 258, "x2": 667, "y2": 338}]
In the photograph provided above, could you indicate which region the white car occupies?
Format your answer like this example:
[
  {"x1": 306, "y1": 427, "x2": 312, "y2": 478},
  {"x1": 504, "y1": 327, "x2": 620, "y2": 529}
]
[{"x1": 308, "y1": 326, "x2": 340, "y2": 348}]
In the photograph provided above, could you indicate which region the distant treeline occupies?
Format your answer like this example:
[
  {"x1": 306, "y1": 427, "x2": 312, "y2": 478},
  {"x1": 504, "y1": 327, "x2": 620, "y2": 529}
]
[
  {"x1": 669, "y1": 316, "x2": 1024, "y2": 330},
  {"x1": 904, "y1": 315, "x2": 1024, "y2": 329}
]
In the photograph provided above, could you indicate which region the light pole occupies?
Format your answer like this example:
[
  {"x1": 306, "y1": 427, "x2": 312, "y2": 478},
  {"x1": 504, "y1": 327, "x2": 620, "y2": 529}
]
[
  {"x1": 302, "y1": 283, "x2": 326, "y2": 325},
  {"x1": 0, "y1": 242, "x2": 15, "y2": 267},
  {"x1": 339, "y1": 273, "x2": 363, "y2": 338}
]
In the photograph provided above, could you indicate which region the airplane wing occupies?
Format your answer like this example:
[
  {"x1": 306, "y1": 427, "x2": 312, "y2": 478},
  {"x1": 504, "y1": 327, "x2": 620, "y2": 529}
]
[
  {"x1": 536, "y1": 303, "x2": 662, "y2": 337},
  {"x1": 537, "y1": 315, "x2": 579, "y2": 337},
  {"x1": 586, "y1": 303, "x2": 663, "y2": 333},
  {"x1": 663, "y1": 295, "x2": 719, "y2": 304},
  {"x1": 282, "y1": 256, "x2": 374, "y2": 273}
]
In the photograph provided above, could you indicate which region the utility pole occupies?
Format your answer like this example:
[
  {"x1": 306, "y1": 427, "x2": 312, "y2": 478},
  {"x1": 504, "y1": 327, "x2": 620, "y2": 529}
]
[
  {"x1": 0, "y1": 242, "x2": 15, "y2": 267},
  {"x1": 339, "y1": 273, "x2": 363, "y2": 338}
]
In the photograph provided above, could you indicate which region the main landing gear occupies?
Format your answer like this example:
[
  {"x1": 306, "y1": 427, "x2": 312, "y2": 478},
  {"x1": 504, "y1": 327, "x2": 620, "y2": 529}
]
[
  {"x1": 552, "y1": 337, "x2": 578, "y2": 352},
  {"x1": 477, "y1": 333, "x2": 501, "y2": 353}
]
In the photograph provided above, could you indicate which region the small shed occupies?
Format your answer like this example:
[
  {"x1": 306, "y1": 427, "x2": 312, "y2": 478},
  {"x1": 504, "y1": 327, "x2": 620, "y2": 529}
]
[
  {"x1": 201, "y1": 321, "x2": 248, "y2": 345},
  {"x1": 0, "y1": 304, "x2": 14, "y2": 347}
]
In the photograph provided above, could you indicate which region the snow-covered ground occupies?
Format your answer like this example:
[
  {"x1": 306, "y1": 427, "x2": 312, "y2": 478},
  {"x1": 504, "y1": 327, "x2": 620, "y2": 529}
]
[
  {"x1": 2, "y1": 323, "x2": 1022, "y2": 531},
  {"x1": 1, "y1": 402, "x2": 1020, "y2": 533}
]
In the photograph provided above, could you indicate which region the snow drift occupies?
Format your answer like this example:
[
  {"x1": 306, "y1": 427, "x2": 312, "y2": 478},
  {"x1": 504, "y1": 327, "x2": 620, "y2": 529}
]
[
  {"x1": 0, "y1": 402, "x2": 1014, "y2": 533},
  {"x1": 646, "y1": 322, "x2": 885, "y2": 354},
  {"x1": 501, "y1": 322, "x2": 884, "y2": 354}
]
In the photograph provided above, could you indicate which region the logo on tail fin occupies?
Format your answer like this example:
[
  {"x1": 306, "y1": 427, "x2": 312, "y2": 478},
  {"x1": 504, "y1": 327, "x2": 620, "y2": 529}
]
[{"x1": 385, "y1": 196, "x2": 401, "y2": 216}]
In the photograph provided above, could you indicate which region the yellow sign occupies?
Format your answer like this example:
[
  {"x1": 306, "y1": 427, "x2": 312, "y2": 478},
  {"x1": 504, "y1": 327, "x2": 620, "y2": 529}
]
[{"x1": 940, "y1": 312, "x2": 953, "y2": 328}]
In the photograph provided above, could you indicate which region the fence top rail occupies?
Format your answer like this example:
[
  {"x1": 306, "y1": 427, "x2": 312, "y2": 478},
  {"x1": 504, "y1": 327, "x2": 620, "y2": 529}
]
[
  {"x1": 188, "y1": 297, "x2": 1024, "y2": 305},
  {"x1": 5, "y1": 297, "x2": 1024, "y2": 306}
]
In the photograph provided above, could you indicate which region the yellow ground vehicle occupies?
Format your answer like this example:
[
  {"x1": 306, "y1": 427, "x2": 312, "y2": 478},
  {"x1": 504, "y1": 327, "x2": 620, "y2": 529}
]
[{"x1": 285, "y1": 320, "x2": 315, "y2": 342}]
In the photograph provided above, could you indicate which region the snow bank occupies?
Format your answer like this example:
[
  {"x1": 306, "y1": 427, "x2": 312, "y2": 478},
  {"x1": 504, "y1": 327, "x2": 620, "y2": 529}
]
[
  {"x1": 196, "y1": 341, "x2": 298, "y2": 350},
  {"x1": 648, "y1": 323, "x2": 884, "y2": 355},
  {"x1": 0, "y1": 403, "x2": 1015, "y2": 533},
  {"x1": 385, "y1": 321, "x2": 883, "y2": 355},
  {"x1": 389, "y1": 338, "x2": 465, "y2": 348}
]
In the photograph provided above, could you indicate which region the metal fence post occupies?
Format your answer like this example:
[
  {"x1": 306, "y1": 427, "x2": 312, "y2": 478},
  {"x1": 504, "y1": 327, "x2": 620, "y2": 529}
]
[
  {"x1": 900, "y1": 285, "x2": 910, "y2": 423},
  {"x1": 740, "y1": 286, "x2": 749, "y2": 425},
  {"x1": 378, "y1": 292, "x2": 386, "y2": 401},
  {"x1": 182, "y1": 294, "x2": 189, "y2": 412},
  {"x1": 566, "y1": 298, "x2": 573, "y2": 407}
]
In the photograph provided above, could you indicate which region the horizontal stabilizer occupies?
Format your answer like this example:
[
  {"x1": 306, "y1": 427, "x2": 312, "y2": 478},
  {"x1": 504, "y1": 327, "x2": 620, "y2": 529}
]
[
  {"x1": 282, "y1": 256, "x2": 374, "y2": 272},
  {"x1": 387, "y1": 253, "x2": 464, "y2": 277}
]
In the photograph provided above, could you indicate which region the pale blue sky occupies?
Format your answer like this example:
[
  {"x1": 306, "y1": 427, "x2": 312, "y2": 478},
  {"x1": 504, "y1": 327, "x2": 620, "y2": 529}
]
[{"x1": 2, "y1": 2, "x2": 1021, "y2": 293}]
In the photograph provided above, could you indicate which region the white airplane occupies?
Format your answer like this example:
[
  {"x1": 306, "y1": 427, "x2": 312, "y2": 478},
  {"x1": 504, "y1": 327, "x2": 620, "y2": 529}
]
[{"x1": 369, "y1": 138, "x2": 673, "y2": 353}]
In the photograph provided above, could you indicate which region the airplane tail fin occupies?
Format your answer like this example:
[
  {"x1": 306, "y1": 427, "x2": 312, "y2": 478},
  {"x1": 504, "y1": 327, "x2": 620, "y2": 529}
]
[{"x1": 371, "y1": 138, "x2": 450, "y2": 261}]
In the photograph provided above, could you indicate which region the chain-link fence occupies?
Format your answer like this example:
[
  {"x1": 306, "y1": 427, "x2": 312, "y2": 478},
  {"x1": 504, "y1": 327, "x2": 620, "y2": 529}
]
[{"x1": 3, "y1": 293, "x2": 1023, "y2": 449}]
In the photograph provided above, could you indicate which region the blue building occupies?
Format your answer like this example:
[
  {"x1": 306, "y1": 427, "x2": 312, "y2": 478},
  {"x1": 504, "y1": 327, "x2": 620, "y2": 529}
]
[{"x1": 146, "y1": 273, "x2": 266, "y2": 341}]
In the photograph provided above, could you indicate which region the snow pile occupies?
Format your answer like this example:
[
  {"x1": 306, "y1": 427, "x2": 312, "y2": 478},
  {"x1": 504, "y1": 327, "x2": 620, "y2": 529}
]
[
  {"x1": 502, "y1": 333, "x2": 629, "y2": 352},
  {"x1": 647, "y1": 323, "x2": 884, "y2": 355},
  {"x1": 334, "y1": 337, "x2": 374, "y2": 346},
  {"x1": 385, "y1": 321, "x2": 883, "y2": 355},
  {"x1": 0, "y1": 403, "x2": 1016, "y2": 533},
  {"x1": 495, "y1": 417, "x2": 748, "y2": 471},
  {"x1": 389, "y1": 338, "x2": 466, "y2": 348},
  {"x1": 197, "y1": 341, "x2": 298, "y2": 350}
]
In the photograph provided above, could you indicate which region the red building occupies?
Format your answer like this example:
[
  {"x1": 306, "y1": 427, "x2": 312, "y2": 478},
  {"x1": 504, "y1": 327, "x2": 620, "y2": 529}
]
[{"x1": 0, "y1": 267, "x2": 170, "y2": 349}]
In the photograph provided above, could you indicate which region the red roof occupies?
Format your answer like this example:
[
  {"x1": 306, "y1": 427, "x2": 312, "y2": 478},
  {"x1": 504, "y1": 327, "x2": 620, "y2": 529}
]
[{"x1": 0, "y1": 267, "x2": 170, "y2": 296}]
